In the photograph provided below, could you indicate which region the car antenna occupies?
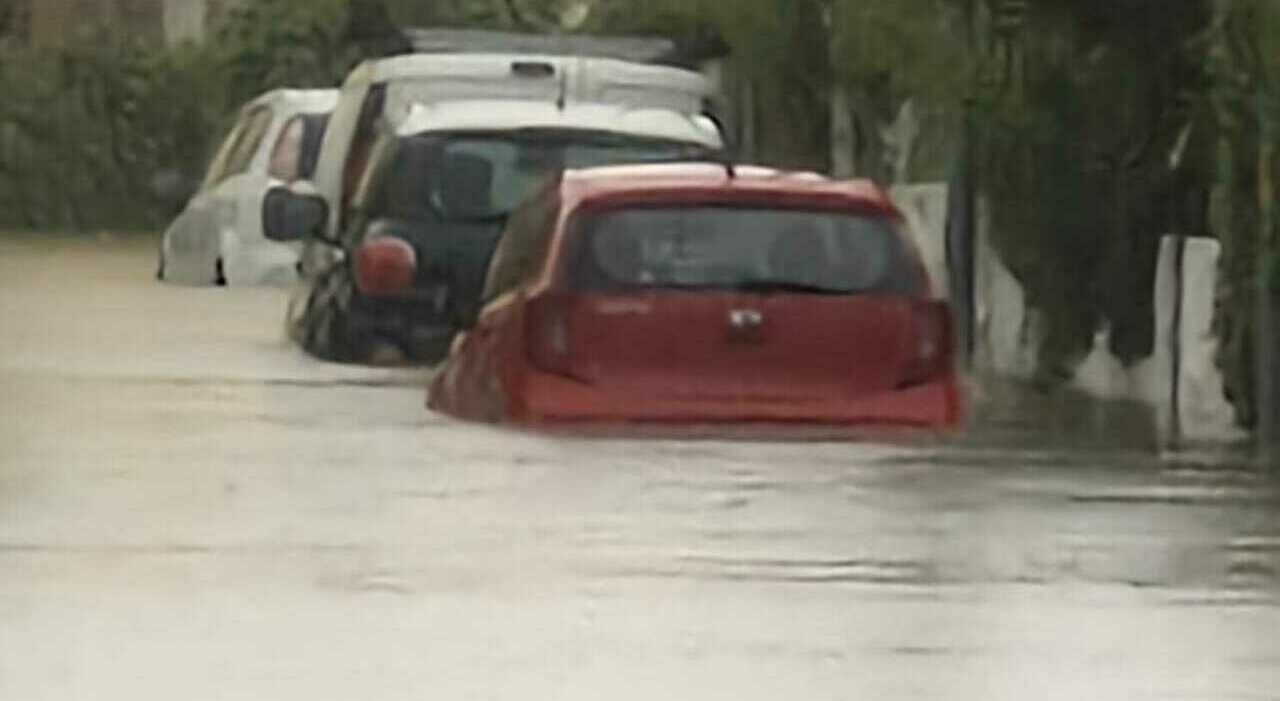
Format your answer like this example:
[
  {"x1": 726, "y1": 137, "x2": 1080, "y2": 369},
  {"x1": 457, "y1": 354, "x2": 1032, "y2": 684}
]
[
  {"x1": 556, "y1": 62, "x2": 569, "y2": 111},
  {"x1": 718, "y1": 154, "x2": 736, "y2": 180}
]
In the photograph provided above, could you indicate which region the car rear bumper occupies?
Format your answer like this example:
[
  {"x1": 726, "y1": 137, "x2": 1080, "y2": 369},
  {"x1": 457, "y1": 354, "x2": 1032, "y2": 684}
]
[{"x1": 511, "y1": 373, "x2": 963, "y2": 429}]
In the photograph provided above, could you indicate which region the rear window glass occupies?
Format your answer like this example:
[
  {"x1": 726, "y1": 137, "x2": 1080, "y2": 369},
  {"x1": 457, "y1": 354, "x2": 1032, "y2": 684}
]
[
  {"x1": 268, "y1": 113, "x2": 330, "y2": 182},
  {"x1": 357, "y1": 136, "x2": 500, "y2": 223},
  {"x1": 361, "y1": 132, "x2": 714, "y2": 224},
  {"x1": 570, "y1": 206, "x2": 919, "y2": 295},
  {"x1": 370, "y1": 137, "x2": 443, "y2": 220}
]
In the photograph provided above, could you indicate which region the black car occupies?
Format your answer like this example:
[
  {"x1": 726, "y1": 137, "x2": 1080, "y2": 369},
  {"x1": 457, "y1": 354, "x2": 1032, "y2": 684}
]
[{"x1": 264, "y1": 123, "x2": 718, "y2": 364}]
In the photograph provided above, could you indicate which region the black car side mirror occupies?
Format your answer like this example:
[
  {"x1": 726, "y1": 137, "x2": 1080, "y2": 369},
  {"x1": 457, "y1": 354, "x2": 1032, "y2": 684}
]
[{"x1": 263, "y1": 185, "x2": 329, "y2": 242}]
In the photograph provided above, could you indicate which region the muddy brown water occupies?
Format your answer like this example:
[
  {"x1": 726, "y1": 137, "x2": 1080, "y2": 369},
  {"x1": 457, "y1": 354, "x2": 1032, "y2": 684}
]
[{"x1": 1, "y1": 236, "x2": 1276, "y2": 700}]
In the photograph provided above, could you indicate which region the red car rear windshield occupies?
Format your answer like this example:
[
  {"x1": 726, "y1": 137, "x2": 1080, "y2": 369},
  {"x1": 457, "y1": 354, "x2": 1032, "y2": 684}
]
[{"x1": 569, "y1": 205, "x2": 921, "y2": 295}]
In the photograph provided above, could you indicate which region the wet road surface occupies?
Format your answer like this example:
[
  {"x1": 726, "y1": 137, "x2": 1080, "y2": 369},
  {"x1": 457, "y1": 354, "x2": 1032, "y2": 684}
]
[{"x1": 1, "y1": 236, "x2": 1278, "y2": 700}]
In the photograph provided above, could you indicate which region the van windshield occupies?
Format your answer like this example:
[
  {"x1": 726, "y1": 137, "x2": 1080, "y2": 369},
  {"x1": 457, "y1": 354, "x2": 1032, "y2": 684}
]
[
  {"x1": 372, "y1": 130, "x2": 716, "y2": 223},
  {"x1": 570, "y1": 206, "x2": 921, "y2": 295}
]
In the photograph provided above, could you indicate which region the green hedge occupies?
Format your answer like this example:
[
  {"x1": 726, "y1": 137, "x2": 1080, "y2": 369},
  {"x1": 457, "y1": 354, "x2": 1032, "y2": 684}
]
[
  {"x1": 0, "y1": 0, "x2": 399, "y2": 232},
  {"x1": 0, "y1": 37, "x2": 223, "y2": 231}
]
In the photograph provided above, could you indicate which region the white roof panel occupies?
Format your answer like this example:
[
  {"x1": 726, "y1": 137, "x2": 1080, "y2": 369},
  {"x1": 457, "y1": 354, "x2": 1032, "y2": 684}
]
[
  {"x1": 360, "y1": 53, "x2": 712, "y2": 123},
  {"x1": 248, "y1": 88, "x2": 340, "y2": 116},
  {"x1": 396, "y1": 100, "x2": 723, "y2": 148}
]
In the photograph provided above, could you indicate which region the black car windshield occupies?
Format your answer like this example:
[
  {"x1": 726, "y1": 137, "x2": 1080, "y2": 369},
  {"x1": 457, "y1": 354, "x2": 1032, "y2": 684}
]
[
  {"x1": 373, "y1": 130, "x2": 716, "y2": 223},
  {"x1": 571, "y1": 206, "x2": 920, "y2": 295}
]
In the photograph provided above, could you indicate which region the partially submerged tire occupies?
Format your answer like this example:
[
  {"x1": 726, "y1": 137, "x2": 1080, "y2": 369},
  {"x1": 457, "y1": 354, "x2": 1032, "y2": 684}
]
[
  {"x1": 300, "y1": 268, "x2": 362, "y2": 363},
  {"x1": 295, "y1": 265, "x2": 453, "y2": 366}
]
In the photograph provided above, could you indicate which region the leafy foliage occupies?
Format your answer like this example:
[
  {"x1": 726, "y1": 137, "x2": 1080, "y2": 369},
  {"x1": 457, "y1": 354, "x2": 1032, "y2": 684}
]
[
  {"x1": 977, "y1": 1, "x2": 1214, "y2": 374},
  {"x1": 0, "y1": 0, "x2": 401, "y2": 231},
  {"x1": 217, "y1": 0, "x2": 410, "y2": 107},
  {"x1": 1195, "y1": 0, "x2": 1280, "y2": 428},
  {"x1": 216, "y1": 0, "x2": 353, "y2": 107},
  {"x1": 0, "y1": 35, "x2": 224, "y2": 230}
]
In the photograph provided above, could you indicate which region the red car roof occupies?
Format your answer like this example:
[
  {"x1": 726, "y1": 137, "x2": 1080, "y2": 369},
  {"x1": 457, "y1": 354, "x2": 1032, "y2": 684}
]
[{"x1": 557, "y1": 163, "x2": 899, "y2": 214}]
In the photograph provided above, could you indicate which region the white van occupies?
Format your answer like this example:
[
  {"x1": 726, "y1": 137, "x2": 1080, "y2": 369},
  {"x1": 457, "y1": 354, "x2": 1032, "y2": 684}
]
[{"x1": 304, "y1": 52, "x2": 722, "y2": 240}]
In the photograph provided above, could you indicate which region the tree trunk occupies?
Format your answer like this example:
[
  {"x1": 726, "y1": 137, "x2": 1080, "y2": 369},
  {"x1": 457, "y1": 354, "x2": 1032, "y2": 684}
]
[
  {"x1": 822, "y1": 0, "x2": 850, "y2": 177},
  {"x1": 830, "y1": 84, "x2": 855, "y2": 177},
  {"x1": 738, "y1": 79, "x2": 757, "y2": 162},
  {"x1": 1257, "y1": 100, "x2": 1277, "y2": 453}
]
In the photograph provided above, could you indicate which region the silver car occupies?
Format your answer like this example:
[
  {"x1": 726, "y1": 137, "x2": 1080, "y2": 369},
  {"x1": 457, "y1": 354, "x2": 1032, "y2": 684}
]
[{"x1": 158, "y1": 89, "x2": 338, "y2": 287}]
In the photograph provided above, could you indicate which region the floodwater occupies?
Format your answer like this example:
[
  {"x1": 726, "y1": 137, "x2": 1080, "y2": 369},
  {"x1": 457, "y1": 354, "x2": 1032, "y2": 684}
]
[{"x1": 1, "y1": 236, "x2": 1277, "y2": 701}]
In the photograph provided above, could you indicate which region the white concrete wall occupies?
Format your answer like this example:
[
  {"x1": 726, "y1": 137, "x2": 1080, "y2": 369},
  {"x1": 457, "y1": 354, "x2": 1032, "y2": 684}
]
[
  {"x1": 1070, "y1": 237, "x2": 1241, "y2": 441},
  {"x1": 889, "y1": 183, "x2": 948, "y2": 296},
  {"x1": 1163, "y1": 238, "x2": 1240, "y2": 440},
  {"x1": 976, "y1": 237, "x2": 1038, "y2": 380},
  {"x1": 890, "y1": 184, "x2": 1036, "y2": 379},
  {"x1": 890, "y1": 184, "x2": 1242, "y2": 441}
]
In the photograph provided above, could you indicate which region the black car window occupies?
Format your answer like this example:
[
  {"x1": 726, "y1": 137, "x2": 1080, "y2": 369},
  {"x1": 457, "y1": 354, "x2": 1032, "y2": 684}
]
[
  {"x1": 570, "y1": 205, "x2": 921, "y2": 295},
  {"x1": 351, "y1": 130, "x2": 712, "y2": 229},
  {"x1": 482, "y1": 187, "x2": 562, "y2": 301},
  {"x1": 297, "y1": 113, "x2": 330, "y2": 180},
  {"x1": 354, "y1": 133, "x2": 503, "y2": 225},
  {"x1": 356, "y1": 134, "x2": 440, "y2": 223},
  {"x1": 436, "y1": 131, "x2": 713, "y2": 220}
]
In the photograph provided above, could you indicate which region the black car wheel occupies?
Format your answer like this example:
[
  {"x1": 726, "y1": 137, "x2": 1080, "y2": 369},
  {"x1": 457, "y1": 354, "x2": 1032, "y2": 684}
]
[
  {"x1": 300, "y1": 266, "x2": 370, "y2": 363},
  {"x1": 296, "y1": 265, "x2": 457, "y2": 366}
]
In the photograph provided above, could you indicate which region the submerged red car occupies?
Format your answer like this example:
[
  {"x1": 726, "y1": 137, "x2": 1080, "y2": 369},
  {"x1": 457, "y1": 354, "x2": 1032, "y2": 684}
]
[{"x1": 428, "y1": 163, "x2": 962, "y2": 429}]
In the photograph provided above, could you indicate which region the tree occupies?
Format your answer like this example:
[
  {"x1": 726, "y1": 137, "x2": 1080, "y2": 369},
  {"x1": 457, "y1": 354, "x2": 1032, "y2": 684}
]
[
  {"x1": 1200, "y1": 0, "x2": 1280, "y2": 430},
  {"x1": 827, "y1": 0, "x2": 971, "y2": 181},
  {"x1": 216, "y1": 0, "x2": 359, "y2": 107},
  {"x1": 972, "y1": 0, "x2": 1213, "y2": 379}
]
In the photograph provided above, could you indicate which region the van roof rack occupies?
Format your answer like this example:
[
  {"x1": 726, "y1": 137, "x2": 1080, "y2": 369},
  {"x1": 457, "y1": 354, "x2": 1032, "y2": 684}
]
[{"x1": 398, "y1": 28, "x2": 729, "y2": 68}]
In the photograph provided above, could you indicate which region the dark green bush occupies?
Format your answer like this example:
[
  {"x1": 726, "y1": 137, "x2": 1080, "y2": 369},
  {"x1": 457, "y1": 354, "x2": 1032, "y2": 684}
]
[
  {"x1": 0, "y1": 35, "x2": 224, "y2": 231},
  {"x1": 0, "y1": 0, "x2": 400, "y2": 232}
]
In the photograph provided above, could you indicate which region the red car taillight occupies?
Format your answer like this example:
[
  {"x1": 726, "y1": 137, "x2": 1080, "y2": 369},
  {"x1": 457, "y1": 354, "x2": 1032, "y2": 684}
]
[
  {"x1": 354, "y1": 236, "x2": 416, "y2": 297},
  {"x1": 901, "y1": 299, "x2": 955, "y2": 387},
  {"x1": 525, "y1": 294, "x2": 576, "y2": 377}
]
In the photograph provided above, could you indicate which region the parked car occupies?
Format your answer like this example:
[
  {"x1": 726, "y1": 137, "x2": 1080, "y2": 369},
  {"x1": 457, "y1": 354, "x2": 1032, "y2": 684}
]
[
  {"x1": 428, "y1": 163, "x2": 962, "y2": 428},
  {"x1": 263, "y1": 52, "x2": 724, "y2": 364},
  {"x1": 264, "y1": 100, "x2": 723, "y2": 364},
  {"x1": 158, "y1": 89, "x2": 338, "y2": 286},
  {"x1": 301, "y1": 51, "x2": 720, "y2": 245}
]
